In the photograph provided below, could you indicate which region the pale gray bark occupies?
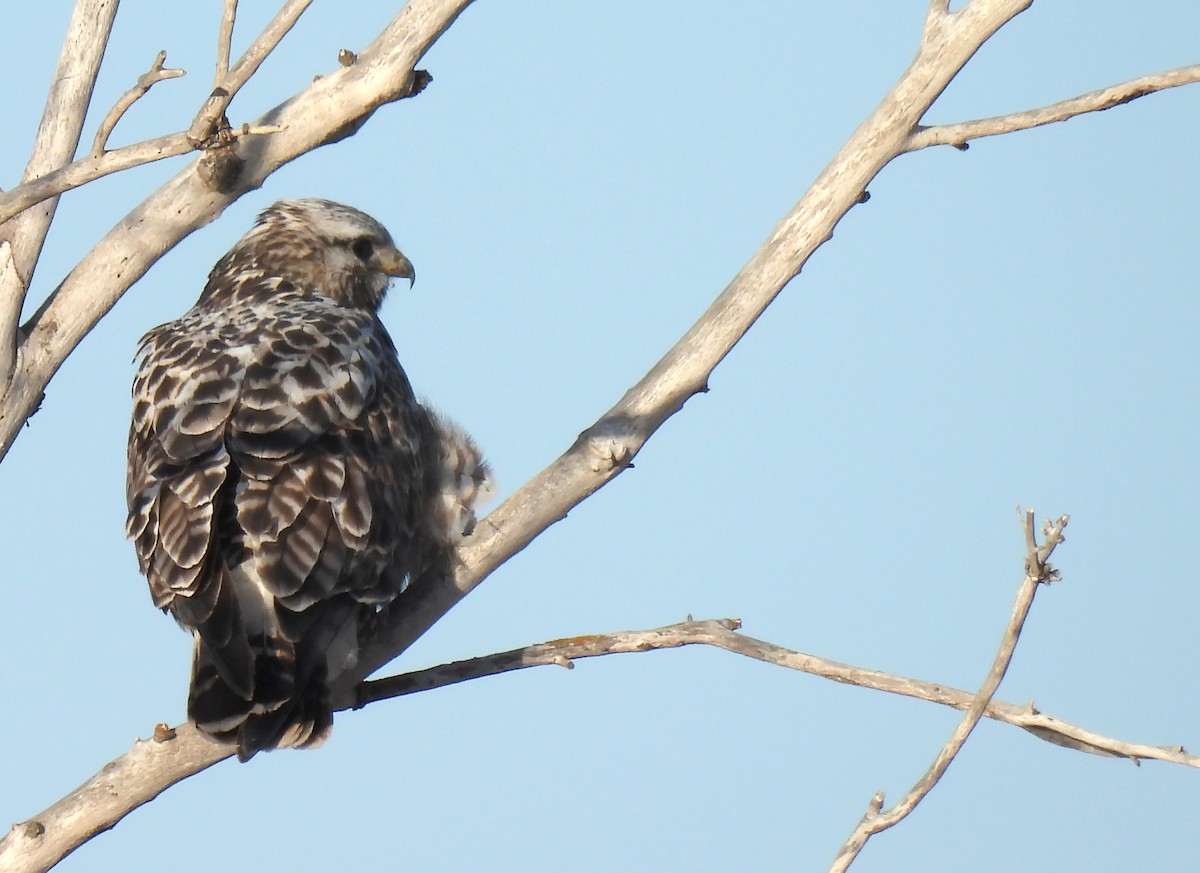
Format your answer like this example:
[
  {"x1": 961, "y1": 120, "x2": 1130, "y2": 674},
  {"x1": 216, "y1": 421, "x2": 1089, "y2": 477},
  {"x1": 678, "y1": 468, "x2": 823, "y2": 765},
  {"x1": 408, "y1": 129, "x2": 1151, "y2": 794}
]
[
  {"x1": 0, "y1": 0, "x2": 474, "y2": 461},
  {"x1": 0, "y1": 0, "x2": 119, "y2": 391},
  {"x1": 1, "y1": 1, "x2": 1197, "y2": 871}
]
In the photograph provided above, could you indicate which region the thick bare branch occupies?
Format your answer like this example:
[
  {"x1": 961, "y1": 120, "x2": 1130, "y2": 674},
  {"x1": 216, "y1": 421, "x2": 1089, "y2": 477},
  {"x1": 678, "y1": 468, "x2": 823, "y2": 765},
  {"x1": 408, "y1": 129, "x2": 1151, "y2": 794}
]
[
  {"x1": 337, "y1": 0, "x2": 1040, "y2": 700},
  {"x1": 829, "y1": 513, "x2": 1068, "y2": 872},
  {"x1": 0, "y1": 243, "x2": 18, "y2": 377},
  {"x1": 0, "y1": 726, "x2": 230, "y2": 873},
  {"x1": 921, "y1": 0, "x2": 951, "y2": 38},
  {"x1": 90, "y1": 51, "x2": 186, "y2": 156},
  {"x1": 0, "y1": 0, "x2": 118, "y2": 391},
  {"x1": 908, "y1": 64, "x2": 1200, "y2": 151}
]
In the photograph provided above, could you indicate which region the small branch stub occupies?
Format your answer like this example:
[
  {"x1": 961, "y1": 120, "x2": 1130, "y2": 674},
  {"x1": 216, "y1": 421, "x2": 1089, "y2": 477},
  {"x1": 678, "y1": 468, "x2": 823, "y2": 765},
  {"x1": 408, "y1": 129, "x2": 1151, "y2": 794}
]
[
  {"x1": 408, "y1": 69, "x2": 433, "y2": 98},
  {"x1": 1021, "y1": 508, "x2": 1068, "y2": 584},
  {"x1": 196, "y1": 116, "x2": 244, "y2": 193},
  {"x1": 579, "y1": 418, "x2": 637, "y2": 474}
]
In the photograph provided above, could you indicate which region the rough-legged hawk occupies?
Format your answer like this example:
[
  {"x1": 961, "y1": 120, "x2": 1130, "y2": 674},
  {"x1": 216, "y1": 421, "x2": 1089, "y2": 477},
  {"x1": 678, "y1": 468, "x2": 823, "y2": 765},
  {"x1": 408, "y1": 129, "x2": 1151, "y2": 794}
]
[{"x1": 127, "y1": 199, "x2": 491, "y2": 761}]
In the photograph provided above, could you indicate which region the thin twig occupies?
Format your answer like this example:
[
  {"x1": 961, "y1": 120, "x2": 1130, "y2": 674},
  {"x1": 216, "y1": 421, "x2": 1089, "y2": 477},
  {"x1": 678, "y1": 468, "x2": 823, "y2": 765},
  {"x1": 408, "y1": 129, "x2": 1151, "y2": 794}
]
[
  {"x1": 0, "y1": 124, "x2": 293, "y2": 229},
  {"x1": 827, "y1": 512, "x2": 1069, "y2": 873},
  {"x1": 215, "y1": 0, "x2": 239, "y2": 83},
  {"x1": 358, "y1": 619, "x2": 744, "y2": 704},
  {"x1": 0, "y1": 134, "x2": 193, "y2": 226},
  {"x1": 358, "y1": 609, "x2": 1194, "y2": 768},
  {"x1": 907, "y1": 64, "x2": 1200, "y2": 151},
  {"x1": 187, "y1": 0, "x2": 314, "y2": 145},
  {"x1": 91, "y1": 51, "x2": 185, "y2": 156}
]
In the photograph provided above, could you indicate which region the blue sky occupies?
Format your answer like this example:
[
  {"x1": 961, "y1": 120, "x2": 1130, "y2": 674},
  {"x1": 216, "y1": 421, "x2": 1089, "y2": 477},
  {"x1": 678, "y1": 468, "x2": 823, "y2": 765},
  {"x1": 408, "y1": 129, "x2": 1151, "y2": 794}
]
[{"x1": 1, "y1": 2, "x2": 1197, "y2": 871}]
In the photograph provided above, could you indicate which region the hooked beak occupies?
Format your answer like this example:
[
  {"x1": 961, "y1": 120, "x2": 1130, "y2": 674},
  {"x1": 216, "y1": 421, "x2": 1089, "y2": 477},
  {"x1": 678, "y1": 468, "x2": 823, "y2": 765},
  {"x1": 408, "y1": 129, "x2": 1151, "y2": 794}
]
[{"x1": 377, "y1": 246, "x2": 415, "y2": 287}]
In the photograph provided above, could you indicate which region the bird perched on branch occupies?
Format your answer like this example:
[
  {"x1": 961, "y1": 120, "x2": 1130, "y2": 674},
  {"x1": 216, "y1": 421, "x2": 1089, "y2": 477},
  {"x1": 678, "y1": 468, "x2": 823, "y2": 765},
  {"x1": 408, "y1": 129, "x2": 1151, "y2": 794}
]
[{"x1": 126, "y1": 199, "x2": 492, "y2": 761}]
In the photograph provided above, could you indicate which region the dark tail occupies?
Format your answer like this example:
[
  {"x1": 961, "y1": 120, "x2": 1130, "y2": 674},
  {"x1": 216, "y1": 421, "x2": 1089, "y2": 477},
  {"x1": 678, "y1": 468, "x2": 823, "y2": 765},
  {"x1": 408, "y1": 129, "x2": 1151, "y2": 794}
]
[{"x1": 186, "y1": 588, "x2": 358, "y2": 762}]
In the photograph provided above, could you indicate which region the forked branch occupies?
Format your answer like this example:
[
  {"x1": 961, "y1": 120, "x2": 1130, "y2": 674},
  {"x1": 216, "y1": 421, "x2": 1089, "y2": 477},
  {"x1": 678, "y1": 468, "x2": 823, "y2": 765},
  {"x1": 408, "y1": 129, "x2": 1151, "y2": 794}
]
[
  {"x1": 908, "y1": 64, "x2": 1200, "y2": 151},
  {"x1": 187, "y1": 0, "x2": 314, "y2": 146},
  {"x1": 828, "y1": 512, "x2": 1069, "y2": 873},
  {"x1": 90, "y1": 51, "x2": 186, "y2": 156}
]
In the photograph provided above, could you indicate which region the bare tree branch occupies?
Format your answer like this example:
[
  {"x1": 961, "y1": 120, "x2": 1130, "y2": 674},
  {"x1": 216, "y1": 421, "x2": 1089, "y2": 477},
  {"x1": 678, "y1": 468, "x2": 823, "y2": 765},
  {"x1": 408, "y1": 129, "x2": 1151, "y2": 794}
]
[
  {"x1": 89, "y1": 51, "x2": 186, "y2": 156},
  {"x1": 68, "y1": 0, "x2": 1200, "y2": 275},
  {"x1": 908, "y1": 64, "x2": 1200, "y2": 151},
  {"x1": 8, "y1": 590, "x2": 1196, "y2": 873},
  {"x1": 0, "y1": 0, "x2": 119, "y2": 391},
  {"x1": 0, "y1": 726, "x2": 230, "y2": 873},
  {"x1": 0, "y1": 135, "x2": 195, "y2": 228},
  {"x1": 335, "y1": 0, "x2": 1042, "y2": 702},
  {"x1": 356, "y1": 619, "x2": 751, "y2": 705},
  {"x1": 921, "y1": 0, "x2": 951, "y2": 38},
  {"x1": 0, "y1": 242, "x2": 18, "y2": 385},
  {"x1": 2, "y1": 0, "x2": 1197, "y2": 868},
  {"x1": 358, "y1": 614, "x2": 1198, "y2": 770},
  {"x1": 215, "y1": 0, "x2": 239, "y2": 83},
  {"x1": 0, "y1": 0, "x2": 475, "y2": 463},
  {"x1": 186, "y1": 0, "x2": 314, "y2": 146},
  {"x1": 828, "y1": 512, "x2": 1068, "y2": 872}
]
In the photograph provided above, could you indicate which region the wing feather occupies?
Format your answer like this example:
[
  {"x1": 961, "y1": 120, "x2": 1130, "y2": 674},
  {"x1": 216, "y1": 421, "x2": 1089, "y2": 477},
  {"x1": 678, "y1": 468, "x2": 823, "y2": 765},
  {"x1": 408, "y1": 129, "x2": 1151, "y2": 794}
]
[
  {"x1": 128, "y1": 200, "x2": 492, "y2": 761},
  {"x1": 128, "y1": 284, "x2": 437, "y2": 757}
]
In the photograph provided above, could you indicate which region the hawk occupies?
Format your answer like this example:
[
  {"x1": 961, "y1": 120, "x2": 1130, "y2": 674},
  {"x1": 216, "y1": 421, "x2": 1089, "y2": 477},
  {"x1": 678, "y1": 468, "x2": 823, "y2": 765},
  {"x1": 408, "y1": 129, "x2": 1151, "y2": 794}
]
[{"x1": 127, "y1": 199, "x2": 491, "y2": 761}]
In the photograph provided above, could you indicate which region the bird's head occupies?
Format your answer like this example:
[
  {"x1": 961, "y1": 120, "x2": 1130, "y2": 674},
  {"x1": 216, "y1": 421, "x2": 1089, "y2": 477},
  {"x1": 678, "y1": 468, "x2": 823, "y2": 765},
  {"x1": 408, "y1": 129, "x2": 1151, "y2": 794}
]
[{"x1": 213, "y1": 198, "x2": 414, "y2": 311}]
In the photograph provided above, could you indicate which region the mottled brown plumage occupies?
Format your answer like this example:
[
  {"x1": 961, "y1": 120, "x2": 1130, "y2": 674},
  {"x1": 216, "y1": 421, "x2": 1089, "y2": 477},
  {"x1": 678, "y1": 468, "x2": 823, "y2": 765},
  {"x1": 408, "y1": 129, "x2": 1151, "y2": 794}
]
[{"x1": 127, "y1": 199, "x2": 491, "y2": 760}]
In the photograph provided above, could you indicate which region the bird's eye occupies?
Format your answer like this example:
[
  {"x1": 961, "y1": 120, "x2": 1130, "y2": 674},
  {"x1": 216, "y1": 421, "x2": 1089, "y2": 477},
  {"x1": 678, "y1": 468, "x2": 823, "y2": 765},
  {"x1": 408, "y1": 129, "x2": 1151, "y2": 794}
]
[{"x1": 350, "y1": 237, "x2": 374, "y2": 261}]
